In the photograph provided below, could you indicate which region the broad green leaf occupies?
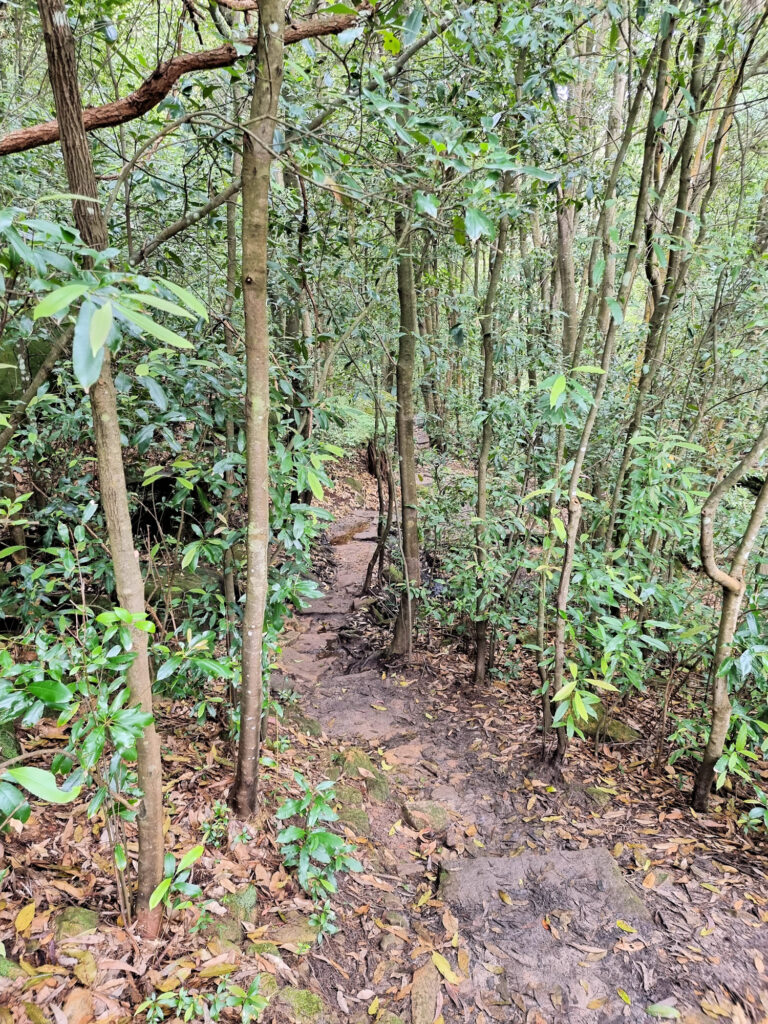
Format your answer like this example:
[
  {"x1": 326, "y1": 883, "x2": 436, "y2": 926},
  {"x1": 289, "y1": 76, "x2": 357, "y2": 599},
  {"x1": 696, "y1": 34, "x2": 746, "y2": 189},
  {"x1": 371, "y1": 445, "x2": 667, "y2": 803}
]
[
  {"x1": 464, "y1": 207, "x2": 495, "y2": 243},
  {"x1": 126, "y1": 293, "x2": 197, "y2": 320},
  {"x1": 158, "y1": 279, "x2": 208, "y2": 321},
  {"x1": 28, "y1": 681, "x2": 72, "y2": 705},
  {"x1": 549, "y1": 374, "x2": 566, "y2": 408},
  {"x1": 90, "y1": 300, "x2": 113, "y2": 355},
  {"x1": 73, "y1": 301, "x2": 104, "y2": 391},
  {"x1": 552, "y1": 515, "x2": 566, "y2": 543},
  {"x1": 414, "y1": 191, "x2": 439, "y2": 218},
  {"x1": 306, "y1": 469, "x2": 323, "y2": 500},
  {"x1": 115, "y1": 303, "x2": 193, "y2": 349},
  {"x1": 177, "y1": 844, "x2": 204, "y2": 873},
  {"x1": 34, "y1": 283, "x2": 90, "y2": 320},
  {"x1": 149, "y1": 876, "x2": 172, "y2": 910},
  {"x1": 553, "y1": 679, "x2": 577, "y2": 702},
  {"x1": 5, "y1": 767, "x2": 81, "y2": 804},
  {"x1": 573, "y1": 365, "x2": 605, "y2": 374},
  {"x1": 605, "y1": 297, "x2": 623, "y2": 325}
]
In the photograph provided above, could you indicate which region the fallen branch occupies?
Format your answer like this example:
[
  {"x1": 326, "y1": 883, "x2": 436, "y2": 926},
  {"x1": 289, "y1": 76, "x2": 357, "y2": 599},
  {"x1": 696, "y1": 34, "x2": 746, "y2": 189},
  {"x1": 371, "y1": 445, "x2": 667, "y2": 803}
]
[{"x1": 0, "y1": 12, "x2": 366, "y2": 157}]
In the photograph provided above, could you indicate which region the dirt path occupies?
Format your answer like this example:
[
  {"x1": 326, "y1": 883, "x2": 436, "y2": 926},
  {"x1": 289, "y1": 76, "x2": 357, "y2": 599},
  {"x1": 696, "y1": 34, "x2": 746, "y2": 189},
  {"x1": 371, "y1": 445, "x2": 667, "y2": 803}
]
[{"x1": 274, "y1": 478, "x2": 768, "y2": 1024}]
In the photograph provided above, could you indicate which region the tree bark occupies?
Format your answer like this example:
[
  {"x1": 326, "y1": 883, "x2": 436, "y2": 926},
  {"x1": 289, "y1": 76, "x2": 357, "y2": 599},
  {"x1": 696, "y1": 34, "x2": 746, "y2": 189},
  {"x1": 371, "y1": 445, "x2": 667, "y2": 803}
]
[
  {"x1": 473, "y1": 200, "x2": 510, "y2": 685},
  {"x1": 390, "y1": 209, "x2": 421, "y2": 656},
  {"x1": 692, "y1": 418, "x2": 768, "y2": 810},
  {"x1": 37, "y1": 0, "x2": 164, "y2": 935},
  {"x1": 229, "y1": 0, "x2": 284, "y2": 816}
]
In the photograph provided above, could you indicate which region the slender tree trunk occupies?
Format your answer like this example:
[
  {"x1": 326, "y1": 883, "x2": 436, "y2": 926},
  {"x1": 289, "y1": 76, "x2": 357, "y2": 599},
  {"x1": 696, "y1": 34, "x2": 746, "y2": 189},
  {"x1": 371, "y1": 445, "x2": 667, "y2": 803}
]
[
  {"x1": 692, "y1": 419, "x2": 768, "y2": 810},
  {"x1": 229, "y1": 0, "x2": 284, "y2": 816},
  {"x1": 390, "y1": 209, "x2": 421, "y2": 656},
  {"x1": 474, "y1": 200, "x2": 510, "y2": 685},
  {"x1": 37, "y1": 0, "x2": 164, "y2": 934}
]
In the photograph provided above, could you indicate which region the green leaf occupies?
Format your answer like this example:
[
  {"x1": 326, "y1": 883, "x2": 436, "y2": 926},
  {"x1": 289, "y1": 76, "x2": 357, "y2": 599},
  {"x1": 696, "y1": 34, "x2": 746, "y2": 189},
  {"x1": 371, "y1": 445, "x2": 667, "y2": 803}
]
[
  {"x1": 158, "y1": 279, "x2": 209, "y2": 321},
  {"x1": 114, "y1": 843, "x2": 127, "y2": 872},
  {"x1": 573, "y1": 365, "x2": 605, "y2": 374},
  {"x1": 464, "y1": 207, "x2": 495, "y2": 243},
  {"x1": 517, "y1": 165, "x2": 559, "y2": 182},
  {"x1": 90, "y1": 300, "x2": 113, "y2": 355},
  {"x1": 28, "y1": 681, "x2": 72, "y2": 705},
  {"x1": 414, "y1": 191, "x2": 439, "y2": 218},
  {"x1": 306, "y1": 469, "x2": 323, "y2": 500},
  {"x1": 177, "y1": 844, "x2": 204, "y2": 873},
  {"x1": 646, "y1": 1004, "x2": 680, "y2": 1019},
  {"x1": 143, "y1": 376, "x2": 168, "y2": 412},
  {"x1": 33, "y1": 283, "x2": 90, "y2": 320},
  {"x1": 552, "y1": 515, "x2": 566, "y2": 543},
  {"x1": 127, "y1": 293, "x2": 197, "y2": 320},
  {"x1": 553, "y1": 679, "x2": 577, "y2": 702},
  {"x1": 5, "y1": 767, "x2": 81, "y2": 804},
  {"x1": 73, "y1": 301, "x2": 104, "y2": 391},
  {"x1": 115, "y1": 303, "x2": 193, "y2": 349},
  {"x1": 605, "y1": 298, "x2": 623, "y2": 325},
  {"x1": 149, "y1": 876, "x2": 172, "y2": 910},
  {"x1": 549, "y1": 374, "x2": 566, "y2": 408}
]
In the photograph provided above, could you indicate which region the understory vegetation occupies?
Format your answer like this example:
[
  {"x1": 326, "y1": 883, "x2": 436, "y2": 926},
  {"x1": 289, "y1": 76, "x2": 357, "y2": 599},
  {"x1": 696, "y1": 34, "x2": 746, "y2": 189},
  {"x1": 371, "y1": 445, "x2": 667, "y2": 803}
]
[{"x1": 1, "y1": 0, "x2": 768, "y2": 1020}]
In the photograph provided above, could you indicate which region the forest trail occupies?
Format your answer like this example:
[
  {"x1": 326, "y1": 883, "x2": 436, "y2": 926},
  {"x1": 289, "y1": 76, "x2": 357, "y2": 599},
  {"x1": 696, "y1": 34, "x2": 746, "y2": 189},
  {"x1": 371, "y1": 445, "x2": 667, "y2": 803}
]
[{"x1": 273, "y1": 464, "x2": 768, "y2": 1024}]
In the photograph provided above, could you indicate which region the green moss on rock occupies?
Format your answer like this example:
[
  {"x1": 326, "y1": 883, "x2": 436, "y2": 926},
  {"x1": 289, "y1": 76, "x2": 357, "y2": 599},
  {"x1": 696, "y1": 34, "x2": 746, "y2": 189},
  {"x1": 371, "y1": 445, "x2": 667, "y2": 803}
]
[
  {"x1": 53, "y1": 907, "x2": 99, "y2": 942},
  {"x1": 0, "y1": 956, "x2": 24, "y2": 978},
  {"x1": 401, "y1": 801, "x2": 449, "y2": 835},
  {"x1": 582, "y1": 702, "x2": 641, "y2": 744},
  {"x1": 274, "y1": 987, "x2": 331, "y2": 1023},
  {"x1": 248, "y1": 940, "x2": 279, "y2": 957},
  {"x1": 342, "y1": 748, "x2": 389, "y2": 803}
]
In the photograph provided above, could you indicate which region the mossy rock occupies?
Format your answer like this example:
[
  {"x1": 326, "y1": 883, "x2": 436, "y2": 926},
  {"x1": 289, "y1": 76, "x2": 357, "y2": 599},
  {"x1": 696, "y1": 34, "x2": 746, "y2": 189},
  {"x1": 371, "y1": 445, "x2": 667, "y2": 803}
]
[
  {"x1": 582, "y1": 703, "x2": 641, "y2": 744},
  {"x1": 0, "y1": 956, "x2": 24, "y2": 979},
  {"x1": 341, "y1": 748, "x2": 389, "y2": 803},
  {"x1": 401, "y1": 801, "x2": 449, "y2": 835},
  {"x1": 273, "y1": 987, "x2": 335, "y2": 1023},
  {"x1": 269, "y1": 911, "x2": 319, "y2": 951},
  {"x1": 585, "y1": 785, "x2": 613, "y2": 808},
  {"x1": 0, "y1": 724, "x2": 18, "y2": 761},
  {"x1": 53, "y1": 907, "x2": 99, "y2": 942},
  {"x1": 256, "y1": 973, "x2": 280, "y2": 1000},
  {"x1": 334, "y1": 783, "x2": 371, "y2": 836},
  {"x1": 204, "y1": 884, "x2": 259, "y2": 948},
  {"x1": 287, "y1": 708, "x2": 323, "y2": 738},
  {"x1": 222, "y1": 884, "x2": 259, "y2": 922},
  {"x1": 248, "y1": 940, "x2": 279, "y2": 957}
]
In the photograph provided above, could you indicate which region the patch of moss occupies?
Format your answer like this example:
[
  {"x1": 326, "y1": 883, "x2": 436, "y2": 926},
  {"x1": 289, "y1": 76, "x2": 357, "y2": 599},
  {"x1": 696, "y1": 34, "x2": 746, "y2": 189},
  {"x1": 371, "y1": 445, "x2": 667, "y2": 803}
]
[
  {"x1": 53, "y1": 907, "x2": 99, "y2": 942},
  {"x1": 0, "y1": 724, "x2": 18, "y2": 762},
  {"x1": 0, "y1": 956, "x2": 23, "y2": 978},
  {"x1": 248, "y1": 940, "x2": 279, "y2": 957},
  {"x1": 342, "y1": 748, "x2": 389, "y2": 803},
  {"x1": 275, "y1": 987, "x2": 327, "y2": 1023},
  {"x1": 582, "y1": 702, "x2": 641, "y2": 743},
  {"x1": 222, "y1": 884, "x2": 259, "y2": 921}
]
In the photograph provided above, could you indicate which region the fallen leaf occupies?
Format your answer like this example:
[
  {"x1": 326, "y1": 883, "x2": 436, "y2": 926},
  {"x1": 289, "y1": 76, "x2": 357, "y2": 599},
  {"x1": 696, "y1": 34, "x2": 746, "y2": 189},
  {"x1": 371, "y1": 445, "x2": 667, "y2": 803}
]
[
  {"x1": 431, "y1": 951, "x2": 461, "y2": 985},
  {"x1": 368, "y1": 996, "x2": 379, "y2": 1016},
  {"x1": 616, "y1": 920, "x2": 637, "y2": 933},
  {"x1": 618, "y1": 988, "x2": 631, "y2": 1004},
  {"x1": 498, "y1": 890, "x2": 513, "y2": 906},
  {"x1": 63, "y1": 987, "x2": 93, "y2": 1024},
  {"x1": 15, "y1": 903, "x2": 35, "y2": 933},
  {"x1": 646, "y1": 1003, "x2": 681, "y2": 1019}
]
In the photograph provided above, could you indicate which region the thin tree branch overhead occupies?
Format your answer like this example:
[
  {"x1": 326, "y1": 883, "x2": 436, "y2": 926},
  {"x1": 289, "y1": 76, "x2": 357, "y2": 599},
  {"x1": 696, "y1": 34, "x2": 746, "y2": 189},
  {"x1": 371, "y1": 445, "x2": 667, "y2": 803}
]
[{"x1": 0, "y1": 11, "x2": 366, "y2": 157}]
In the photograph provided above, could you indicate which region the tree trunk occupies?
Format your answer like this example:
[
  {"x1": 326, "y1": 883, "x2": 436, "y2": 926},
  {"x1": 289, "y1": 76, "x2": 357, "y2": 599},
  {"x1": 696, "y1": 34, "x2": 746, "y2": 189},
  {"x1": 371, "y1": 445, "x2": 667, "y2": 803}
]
[
  {"x1": 390, "y1": 209, "x2": 421, "y2": 656},
  {"x1": 474, "y1": 200, "x2": 510, "y2": 685},
  {"x1": 229, "y1": 0, "x2": 284, "y2": 816},
  {"x1": 37, "y1": 0, "x2": 164, "y2": 934},
  {"x1": 692, "y1": 419, "x2": 768, "y2": 810}
]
